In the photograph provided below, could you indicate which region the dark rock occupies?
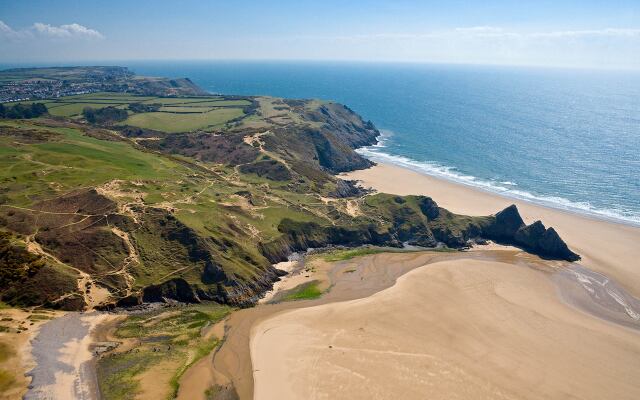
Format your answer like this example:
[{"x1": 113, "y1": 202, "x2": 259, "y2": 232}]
[
  {"x1": 142, "y1": 278, "x2": 201, "y2": 303},
  {"x1": 514, "y1": 220, "x2": 546, "y2": 248},
  {"x1": 515, "y1": 222, "x2": 580, "y2": 261},
  {"x1": 484, "y1": 204, "x2": 525, "y2": 240},
  {"x1": 115, "y1": 293, "x2": 142, "y2": 308},
  {"x1": 328, "y1": 179, "x2": 366, "y2": 198},
  {"x1": 239, "y1": 159, "x2": 292, "y2": 181},
  {"x1": 418, "y1": 197, "x2": 440, "y2": 220},
  {"x1": 482, "y1": 205, "x2": 580, "y2": 261}
]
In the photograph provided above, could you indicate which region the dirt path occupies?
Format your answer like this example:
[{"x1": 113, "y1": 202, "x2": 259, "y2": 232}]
[{"x1": 25, "y1": 235, "x2": 110, "y2": 309}]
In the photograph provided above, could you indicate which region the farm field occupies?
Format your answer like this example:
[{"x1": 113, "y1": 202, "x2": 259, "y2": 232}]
[{"x1": 124, "y1": 108, "x2": 245, "y2": 132}]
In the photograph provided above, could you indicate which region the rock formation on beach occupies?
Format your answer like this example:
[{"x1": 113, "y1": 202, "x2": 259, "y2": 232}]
[{"x1": 0, "y1": 68, "x2": 580, "y2": 310}]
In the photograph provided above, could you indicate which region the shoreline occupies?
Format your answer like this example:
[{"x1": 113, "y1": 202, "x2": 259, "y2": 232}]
[
  {"x1": 342, "y1": 162, "x2": 640, "y2": 298},
  {"x1": 208, "y1": 250, "x2": 514, "y2": 399},
  {"x1": 356, "y1": 144, "x2": 640, "y2": 229},
  {"x1": 251, "y1": 256, "x2": 640, "y2": 400}
]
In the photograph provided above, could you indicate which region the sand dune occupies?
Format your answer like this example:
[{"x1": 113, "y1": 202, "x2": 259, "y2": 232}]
[{"x1": 252, "y1": 259, "x2": 640, "y2": 400}]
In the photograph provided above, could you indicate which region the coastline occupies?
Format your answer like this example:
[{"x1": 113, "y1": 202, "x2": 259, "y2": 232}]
[{"x1": 342, "y1": 162, "x2": 640, "y2": 297}]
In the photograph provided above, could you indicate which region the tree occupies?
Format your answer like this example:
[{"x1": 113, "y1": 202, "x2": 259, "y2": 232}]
[{"x1": 0, "y1": 102, "x2": 48, "y2": 119}]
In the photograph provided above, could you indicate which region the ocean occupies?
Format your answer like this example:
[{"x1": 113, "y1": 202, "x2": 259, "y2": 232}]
[{"x1": 12, "y1": 60, "x2": 640, "y2": 226}]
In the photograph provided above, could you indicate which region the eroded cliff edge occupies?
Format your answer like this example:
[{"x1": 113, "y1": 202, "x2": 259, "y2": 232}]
[{"x1": 0, "y1": 85, "x2": 578, "y2": 310}]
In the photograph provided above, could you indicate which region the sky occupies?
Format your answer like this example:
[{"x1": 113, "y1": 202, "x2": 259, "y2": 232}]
[{"x1": 1, "y1": 0, "x2": 639, "y2": 69}]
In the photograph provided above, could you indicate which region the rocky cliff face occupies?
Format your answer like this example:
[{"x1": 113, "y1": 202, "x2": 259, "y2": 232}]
[
  {"x1": 483, "y1": 204, "x2": 580, "y2": 261},
  {"x1": 261, "y1": 197, "x2": 579, "y2": 265},
  {"x1": 0, "y1": 93, "x2": 579, "y2": 311}
]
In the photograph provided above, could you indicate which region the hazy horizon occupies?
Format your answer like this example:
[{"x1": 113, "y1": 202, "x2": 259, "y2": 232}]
[{"x1": 1, "y1": 0, "x2": 639, "y2": 70}]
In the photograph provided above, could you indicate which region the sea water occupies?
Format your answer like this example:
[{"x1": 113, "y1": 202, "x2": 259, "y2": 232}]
[{"x1": 68, "y1": 61, "x2": 640, "y2": 225}]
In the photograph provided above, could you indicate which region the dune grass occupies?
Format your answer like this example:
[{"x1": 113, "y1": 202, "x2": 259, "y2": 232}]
[
  {"x1": 323, "y1": 247, "x2": 389, "y2": 262},
  {"x1": 97, "y1": 304, "x2": 231, "y2": 400},
  {"x1": 282, "y1": 280, "x2": 323, "y2": 301}
]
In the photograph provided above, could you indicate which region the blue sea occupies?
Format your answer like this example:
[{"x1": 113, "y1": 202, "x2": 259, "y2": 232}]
[
  {"x1": 7, "y1": 61, "x2": 640, "y2": 225},
  {"x1": 129, "y1": 61, "x2": 640, "y2": 226}
]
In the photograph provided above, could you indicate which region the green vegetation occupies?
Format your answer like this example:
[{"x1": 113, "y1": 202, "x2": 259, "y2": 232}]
[
  {"x1": 0, "y1": 102, "x2": 47, "y2": 119},
  {"x1": 128, "y1": 102, "x2": 161, "y2": 113},
  {"x1": 2, "y1": 93, "x2": 249, "y2": 133},
  {"x1": 48, "y1": 102, "x2": 124, "y2": 117},
  {"x1": 0, "y1": 121, "x2": 187, "y2": 206},
  {"x1": 282, "y1": 280, "x2": 324, "y2": 301},
  {"x1": 323, "y1": 247, "x2": 390, "y2": 262},
  {"x1": 82, "y1": 106, "x2": 128, "y2": 124},
  {"x1": 168, "y1": 337, "x2": 220, "y2": 398},
  {"x1": 123, "y1": 107, "x2": 244, "y2": 132},
  {"x1": 97, "y1": 304, "x2": 231, "y2": 400}
]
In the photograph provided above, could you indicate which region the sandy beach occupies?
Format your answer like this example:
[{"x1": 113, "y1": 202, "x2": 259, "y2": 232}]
[
  {"x1": 209, "y1": 251, "x2": 514, "y2": 399},
  {"x1": 24, "y1": 312, "x2": 117, "y2": 400},
  {"x1": 252, "y1": 258, "x2": 640, "y2": 400},
  {"x1": 343, "y1": 162, "x2": 640, "y2": 297},
  {"x1": 246, "y1": 163, "x2": 640, "y2": 400}
]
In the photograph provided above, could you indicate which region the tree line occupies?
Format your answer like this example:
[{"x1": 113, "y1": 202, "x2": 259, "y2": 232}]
[
  {"x1": 82, "y1": 106, "x2": 128, "y2": 125},
  {"x1": 0, "y1": 103, "x2": 48, "y2": 119}
]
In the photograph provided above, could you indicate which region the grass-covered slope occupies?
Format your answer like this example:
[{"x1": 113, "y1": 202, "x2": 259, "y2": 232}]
[{"x1": 0, "y1": 90, "x2": 578, "y2": 311}]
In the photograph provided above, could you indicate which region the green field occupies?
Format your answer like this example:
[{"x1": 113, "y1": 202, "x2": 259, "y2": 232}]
[
  {"x1": 123, "y1": 108, "x2": 244, "y2": 132},
  {"x1": 47, "y1": 102, "x2": 128, "y2": 117},
  {"x1": 3, "y1": 93, "x2": 250, "y2": 132},
  {"x1": 0, "y1": 120, "x2": 189, "y2": 205},
  {"x1": 158, "y1": 106, "x2": 215, "y2": 113}
]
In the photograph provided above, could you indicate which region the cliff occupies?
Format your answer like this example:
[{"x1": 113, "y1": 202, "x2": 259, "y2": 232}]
[{"x1": 0, "y1": 87, "x2": 579, "y2": 311}]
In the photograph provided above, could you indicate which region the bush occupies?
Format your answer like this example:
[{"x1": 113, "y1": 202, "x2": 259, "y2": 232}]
[
  {"x1": 0, "y1": 102, "x2": 48, "y2": 119},
  {"x1": 83, "y1": 106, "x2": 128, "y2": 125},
  {"x1": 128, "y1": 102, "x2": 161, "y2": 113}
]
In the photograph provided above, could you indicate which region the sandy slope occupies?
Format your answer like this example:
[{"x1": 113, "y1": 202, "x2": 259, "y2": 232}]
[
  {"x1": 252, "y1": 259, "x2": 640, "y2": 400},
  {"x1": 343, "y1": 163, "x2": 640, "y2": 297}
]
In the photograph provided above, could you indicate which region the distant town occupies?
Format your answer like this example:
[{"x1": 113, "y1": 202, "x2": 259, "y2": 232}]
[{"x1": 0, "y1": 66, "x2": 205, "y2": 102}]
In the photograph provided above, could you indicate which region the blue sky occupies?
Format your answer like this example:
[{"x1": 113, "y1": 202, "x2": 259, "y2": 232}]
[{"x1": 1, "y1": 0, "x2": 639, "y2": 69}]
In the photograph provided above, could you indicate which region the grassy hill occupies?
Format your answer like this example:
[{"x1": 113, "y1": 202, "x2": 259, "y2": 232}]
[{"x1": 0, "y1": 87, "x2": 578, "y2": 311}]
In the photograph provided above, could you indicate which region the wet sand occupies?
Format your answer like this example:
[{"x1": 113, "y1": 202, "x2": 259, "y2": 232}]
[
  {"x1": 252, "y1": 258, "x2": 640, "y2": 400},
  {"x1": 24, "y1": 312, "x2": 116, "y2": 400},
  {"x1": 206, "y1": 250, "x2": 539, "y2": 400},
  {"x1": 0, "y1": 308, "x2": 61, "y2": 400},
  {"x1": 343, "y1": 162, "x2": 640, "y2": 297}
]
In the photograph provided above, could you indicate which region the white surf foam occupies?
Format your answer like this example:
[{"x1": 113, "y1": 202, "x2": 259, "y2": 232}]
[{"x1": 357, "y1": 141, "x2": 640, "y2": 227}]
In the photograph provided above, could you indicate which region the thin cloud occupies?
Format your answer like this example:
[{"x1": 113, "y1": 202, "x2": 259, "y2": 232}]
[
  {"x1": 314, "y1": 27, "x2": 640, "y2": 42},
  {"x1": 32, "y1": 22, "x2": 103, "y2": 39},
  {"x1": 0, "y1": 20, "x2": 22, "y2": 38},
  {"x1": 454, "y1": 26, "x2": 504, "y2": 34},
  {"x1": 528, "y1": 28, "x2": 640, "y2": 39},
  {"x1": 0, "y1": 20, "x2": 104, "y2": 40}
]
